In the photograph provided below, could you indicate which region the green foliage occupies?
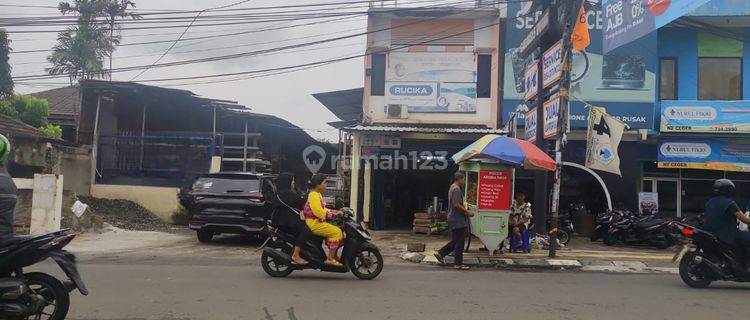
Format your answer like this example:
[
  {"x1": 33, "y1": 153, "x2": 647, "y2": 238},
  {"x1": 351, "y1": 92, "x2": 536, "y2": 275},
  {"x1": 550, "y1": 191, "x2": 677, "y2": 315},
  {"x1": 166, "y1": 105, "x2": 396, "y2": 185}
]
[
  {"x1": 3, "y1": 95, "x2": 50, "y2": 127},
  {"x1": 0, "y1": 29, "x2": 12, "y2": 99},
  {"x1": 39, "y1": 124, "x2": 63, "y2": 139},
  {"x1": 47, "y1": 0, "x2": 139, "y2": 82}
]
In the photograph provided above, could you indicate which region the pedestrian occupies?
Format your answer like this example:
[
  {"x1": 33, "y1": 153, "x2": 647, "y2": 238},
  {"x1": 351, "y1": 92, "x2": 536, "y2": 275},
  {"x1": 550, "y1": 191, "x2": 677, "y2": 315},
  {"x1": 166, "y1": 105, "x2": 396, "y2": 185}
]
[
  {"x1": 0, "y1": 134, "x2": 16, "y2": 240},
  {"x1": 509, "y1": 192, "x2": 532, "y2": 253},
  {"x1": 434, "y1": 172, "x2": 473, "y2": 270}
]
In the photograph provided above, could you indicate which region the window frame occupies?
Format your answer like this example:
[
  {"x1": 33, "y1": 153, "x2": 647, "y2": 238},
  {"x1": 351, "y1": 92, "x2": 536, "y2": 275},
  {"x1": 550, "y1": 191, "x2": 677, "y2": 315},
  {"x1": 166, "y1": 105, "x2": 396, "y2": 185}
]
[
  {"x1": 476, "y1": 54, "x2": 492, "y2": 98},
  {"x1": 697, "y1": 57, "x2": 743, "y2": 101},
  {"x1": 658, "y1": 57, "x2": 677, "y2": 101}
]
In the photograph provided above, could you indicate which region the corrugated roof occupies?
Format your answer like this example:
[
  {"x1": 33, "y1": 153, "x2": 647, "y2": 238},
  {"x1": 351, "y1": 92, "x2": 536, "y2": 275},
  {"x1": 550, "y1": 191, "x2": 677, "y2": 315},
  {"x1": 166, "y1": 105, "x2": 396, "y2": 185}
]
[
  {"x1": 28, "y1": 86, "x2": 80, "y2": 117},
  {"x1": 343, "y1": 124, "x2": 505, "y2": 134},
  {"x1": 312, "y1": 88, "x2": 362, "y2": 122}
]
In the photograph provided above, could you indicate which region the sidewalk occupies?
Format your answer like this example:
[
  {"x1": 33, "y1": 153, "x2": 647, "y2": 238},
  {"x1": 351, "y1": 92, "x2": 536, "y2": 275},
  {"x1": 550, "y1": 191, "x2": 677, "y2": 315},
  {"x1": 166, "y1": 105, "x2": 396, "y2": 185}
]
[{"x1": 371, "y1": 230, "x2": 678, "y2": 274}]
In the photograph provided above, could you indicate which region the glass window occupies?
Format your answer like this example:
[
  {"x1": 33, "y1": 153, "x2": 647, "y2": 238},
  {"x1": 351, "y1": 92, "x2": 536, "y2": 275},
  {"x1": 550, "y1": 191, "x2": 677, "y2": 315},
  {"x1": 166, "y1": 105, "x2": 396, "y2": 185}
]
[
  {"x1": 466, "y1": 171, "x2": 478, "y2": 206},
  {"x1": 698, "y1": 58, "x2": 741, "y2": 100},
  {"x1": 659, "y1": 58, "x2": 677, "y2": 100},
  {"x1": 681, "y1": 180, "x2": 713, "y2": 216},
  {"x1": 370, "y1": 54, "x2": 386, "y2": 96},
  {"x1": 476, "y1": 55, "x2": 492, "y2": 98}
]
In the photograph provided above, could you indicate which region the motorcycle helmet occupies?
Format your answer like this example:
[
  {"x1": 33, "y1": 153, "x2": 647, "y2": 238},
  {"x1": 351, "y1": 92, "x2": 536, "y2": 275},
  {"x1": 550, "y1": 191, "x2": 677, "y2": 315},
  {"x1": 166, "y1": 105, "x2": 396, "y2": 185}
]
[
  {"x1": 713, "y1": 179, "x2": 735, "y2": 196},
  {"x1": 0, "y1": 134, "x2": 10, "y2": 165}
]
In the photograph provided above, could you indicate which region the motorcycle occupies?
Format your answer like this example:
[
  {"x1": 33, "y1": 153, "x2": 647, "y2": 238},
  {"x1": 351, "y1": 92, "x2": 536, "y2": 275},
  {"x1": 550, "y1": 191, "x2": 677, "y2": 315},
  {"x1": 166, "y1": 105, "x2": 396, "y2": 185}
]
[
  {"x1": 603, "y1": 212, "x2": 676, "y2": 249},
  {"x1": 0, "y1": 229, "x2": 88, "y2": 320},
  {"x1": 260, "y1": 207, "x2": 384, "y2": 280},
  {"x1": 590, "y1": 210, "x2": 620, "y2": 242},
  {"x1": 671, "y1": 221, "x2": 750, "y2": 288}
]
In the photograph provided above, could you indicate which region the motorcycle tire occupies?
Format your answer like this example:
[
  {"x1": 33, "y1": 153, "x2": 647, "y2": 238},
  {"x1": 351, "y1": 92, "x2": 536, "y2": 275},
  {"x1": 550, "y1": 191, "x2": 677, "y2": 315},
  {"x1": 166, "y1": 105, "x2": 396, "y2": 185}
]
[
  {"x1": 349, "y1": 243, "x2": 384, "y2": 280},
  {"x1": 679, "y1": 252, "x2": 712, "y2": 288},
  {"x1": 24, "y1": 272, "x2": 70, "y2": 320},
  {"x1": 261, "y1": 248, "x2": 294, "y2": 278},
  {"x1": 590, "y1": 232, "x2": 600, "y2": 242},
  {"x1": 557, "y1": 230, "x2": 571, "y2": 246}
]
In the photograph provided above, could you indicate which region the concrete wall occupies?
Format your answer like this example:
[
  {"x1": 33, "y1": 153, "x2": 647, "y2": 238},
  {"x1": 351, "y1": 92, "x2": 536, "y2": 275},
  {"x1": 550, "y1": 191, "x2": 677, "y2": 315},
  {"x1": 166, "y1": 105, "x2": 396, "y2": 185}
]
[
  {"x1": 29, "y1": 174, "x2": 63, "y2": 235},
  {"x1": 91, "y1": 184, "x2": 182, "y2": 223},
  {"x1": 59, "y1": 146, "x2": 92, "y2": 195}
]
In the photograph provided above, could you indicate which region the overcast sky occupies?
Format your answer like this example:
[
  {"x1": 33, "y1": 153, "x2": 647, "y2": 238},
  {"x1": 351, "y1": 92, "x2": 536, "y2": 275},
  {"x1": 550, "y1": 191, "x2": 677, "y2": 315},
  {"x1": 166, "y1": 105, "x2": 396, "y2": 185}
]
[{"x1": 4, "y1": 0, "x2": 389, "y2": 141}]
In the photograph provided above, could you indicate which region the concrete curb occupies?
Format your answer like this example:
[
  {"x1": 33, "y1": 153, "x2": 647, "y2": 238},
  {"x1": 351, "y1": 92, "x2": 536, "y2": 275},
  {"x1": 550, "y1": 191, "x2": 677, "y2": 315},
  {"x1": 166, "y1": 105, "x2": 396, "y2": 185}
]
[{"x1": 401, "y1": 252, "x2": 676, "y2": 274}]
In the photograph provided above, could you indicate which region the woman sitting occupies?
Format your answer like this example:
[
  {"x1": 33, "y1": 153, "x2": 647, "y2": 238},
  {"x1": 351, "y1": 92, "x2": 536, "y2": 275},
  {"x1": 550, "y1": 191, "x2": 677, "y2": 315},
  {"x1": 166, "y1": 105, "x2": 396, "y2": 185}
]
[
  {"x1": 303, "y1": 174, "x2": 344, "y2": 267},
  {"x1": 272, "y1": 173, "x2": 311, "y2": 265}
]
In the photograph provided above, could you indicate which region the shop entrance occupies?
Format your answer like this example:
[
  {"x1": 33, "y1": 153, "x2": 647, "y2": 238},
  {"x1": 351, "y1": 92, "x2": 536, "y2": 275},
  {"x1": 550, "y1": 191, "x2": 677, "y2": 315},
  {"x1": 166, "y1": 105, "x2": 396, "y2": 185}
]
[{"x1": 642, "y1": 178, "x2": 680, "y2": 218}]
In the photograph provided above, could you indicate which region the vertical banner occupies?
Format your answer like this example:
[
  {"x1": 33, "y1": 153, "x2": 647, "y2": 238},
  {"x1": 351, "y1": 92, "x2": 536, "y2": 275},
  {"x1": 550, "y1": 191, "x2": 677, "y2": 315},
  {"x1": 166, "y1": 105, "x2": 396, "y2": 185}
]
[
  {"x1": 478, "y1": 170, "x2": 512, "y2": 211},
  {"x1": 585, "y1": 107, "x2": 627, "y2": 176},
  {"x1": 543, "y1": 94, "x2": 561, "y2": 139},
  {"x1": 523, "y1": 60, "x2": 539, "y2": 101},
  {"x1": 525, "y1": 107, "x2": 538, "y2": 143},
  {"x1": 603, "y1": 0, "x2": 711, "y2": 53}
]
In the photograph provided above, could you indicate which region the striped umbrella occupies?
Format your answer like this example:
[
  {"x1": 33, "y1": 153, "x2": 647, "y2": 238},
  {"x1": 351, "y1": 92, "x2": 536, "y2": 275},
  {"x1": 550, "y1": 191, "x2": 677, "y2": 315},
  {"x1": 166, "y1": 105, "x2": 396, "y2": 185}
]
[{"x1": 452, "y1": 134, "x2": 556, "y2": 171}]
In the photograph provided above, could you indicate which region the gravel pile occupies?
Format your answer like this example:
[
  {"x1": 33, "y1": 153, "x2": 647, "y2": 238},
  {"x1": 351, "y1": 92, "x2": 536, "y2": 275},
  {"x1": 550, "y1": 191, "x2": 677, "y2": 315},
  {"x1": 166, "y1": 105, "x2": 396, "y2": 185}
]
[{"x1": 78, "y1": 196, "x2": 174, "y2": 232}]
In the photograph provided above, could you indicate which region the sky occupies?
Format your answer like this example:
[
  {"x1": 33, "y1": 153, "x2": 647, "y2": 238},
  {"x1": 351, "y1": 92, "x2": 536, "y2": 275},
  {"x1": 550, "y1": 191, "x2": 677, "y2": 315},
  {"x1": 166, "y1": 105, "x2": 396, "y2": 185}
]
[{"x1": 3, "y1": 0, "x2": 384, "y2": 141}]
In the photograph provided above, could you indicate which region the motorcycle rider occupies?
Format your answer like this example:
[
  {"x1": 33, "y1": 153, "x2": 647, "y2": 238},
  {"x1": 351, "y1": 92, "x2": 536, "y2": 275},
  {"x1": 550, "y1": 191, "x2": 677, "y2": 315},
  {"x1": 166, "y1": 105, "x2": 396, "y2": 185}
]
[
  {"x1": 704, "y1": 179, "x2": 750, "y2": 247},
  {"x1": 0, "y1": 134, "x2": 16, "y2": 240}
]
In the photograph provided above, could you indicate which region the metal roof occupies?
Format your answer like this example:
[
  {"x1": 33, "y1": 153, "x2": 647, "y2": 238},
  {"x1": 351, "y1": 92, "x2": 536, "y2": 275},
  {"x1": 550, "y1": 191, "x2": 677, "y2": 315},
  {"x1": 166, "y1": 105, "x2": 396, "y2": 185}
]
[
  {"x1": 312, "y1": 88, "x2": 363, "y2": 122},
  {"x1": 343, "y1": 124, "x2": 505, "y2": 134}
]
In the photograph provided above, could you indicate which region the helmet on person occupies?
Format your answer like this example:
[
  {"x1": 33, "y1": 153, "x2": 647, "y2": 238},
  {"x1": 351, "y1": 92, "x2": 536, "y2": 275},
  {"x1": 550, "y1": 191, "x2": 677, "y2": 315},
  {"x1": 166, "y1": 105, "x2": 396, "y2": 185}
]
[
  {"x1": 0, "y1": 134, "x2": 10, "y2": 165},
  {"x1": 713, "y1": 179, "x2": 735, "y2": 196}
]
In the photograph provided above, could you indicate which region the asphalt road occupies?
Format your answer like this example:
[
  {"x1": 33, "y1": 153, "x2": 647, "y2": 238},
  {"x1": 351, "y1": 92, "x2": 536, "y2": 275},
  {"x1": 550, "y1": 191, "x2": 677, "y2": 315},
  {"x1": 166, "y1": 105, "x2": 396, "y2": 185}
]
[{"x1": 30, "y1": 234, "x2": 750, "y2": 320}]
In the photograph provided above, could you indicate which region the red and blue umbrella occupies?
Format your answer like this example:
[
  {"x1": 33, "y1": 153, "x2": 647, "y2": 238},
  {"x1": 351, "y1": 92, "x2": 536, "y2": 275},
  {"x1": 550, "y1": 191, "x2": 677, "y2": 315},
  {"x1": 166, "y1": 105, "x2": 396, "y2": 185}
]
[{"x1": 452, "y1": 134, "x2": 556, "y2": 171}]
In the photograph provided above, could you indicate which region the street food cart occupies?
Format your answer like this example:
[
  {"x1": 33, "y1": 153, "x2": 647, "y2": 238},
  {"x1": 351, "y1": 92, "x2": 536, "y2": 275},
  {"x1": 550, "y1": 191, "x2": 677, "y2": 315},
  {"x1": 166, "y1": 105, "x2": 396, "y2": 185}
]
[{"x1": 452, "y1": 135, "x2": 557, "y2": 253}]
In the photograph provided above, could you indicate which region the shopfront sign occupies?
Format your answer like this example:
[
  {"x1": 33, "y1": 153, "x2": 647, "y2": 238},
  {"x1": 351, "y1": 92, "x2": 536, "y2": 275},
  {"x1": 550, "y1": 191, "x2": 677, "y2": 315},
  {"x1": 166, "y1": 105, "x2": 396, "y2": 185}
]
[
  {"x1": 525, "y1": 107, "x2": 538, "y2": 143},
  {"x1": 518, "y1": 9, "x2": 550, "y2": 58},
  {"x1": 523, "y1": 60, "x2": 539, "y2": 101},
  {"x1": 542, "y1": 40, "x2": 563, "y2": 88},
  {"x1": 658, "y1": 138, "x2": 750, "y2": 172},
  {"x1": 661, "y1": 100, "x2": 750, "y2": 133},
  {"x1": 543, "y1": 94, "x2": 560, "y2": 139},
  {"x1": 478, "y1": 169, "x2": 512, "y2": 211},
  {"x1": 603, "y1": 0, "x2": 711, "y2": 53},
  {"x1": 503, "y1": 2, "x2": 656, "y2": 130},
  {"x1": 386, "y1": 52, "x2": 477, "y2": 113}
]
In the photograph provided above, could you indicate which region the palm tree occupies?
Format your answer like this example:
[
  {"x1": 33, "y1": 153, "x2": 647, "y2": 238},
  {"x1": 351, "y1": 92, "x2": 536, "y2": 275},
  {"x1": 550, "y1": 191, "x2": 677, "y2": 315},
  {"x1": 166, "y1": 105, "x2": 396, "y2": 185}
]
[
  {"x1": 102, "y1": 0, "x2": 140, "y2": 80},
  {"x1": 46, "y1": 0, "x2": 138, "y2": 83}
]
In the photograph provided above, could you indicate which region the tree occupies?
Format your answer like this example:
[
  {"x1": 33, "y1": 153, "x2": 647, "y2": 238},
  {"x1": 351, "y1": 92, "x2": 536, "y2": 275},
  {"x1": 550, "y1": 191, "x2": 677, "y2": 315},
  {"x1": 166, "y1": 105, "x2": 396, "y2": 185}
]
[
  {"x1": 1, "y1": 95, "x2": 50, "y2": 127},
  {"x1": 102, "y1": 0, "x2": 140, "y2": 79},
  {"x1": 46, "y1": 0, "x2": 138, "y2": 83},
  {"x1": 0, "y1": 29, "x2": 12, "y2": 100}
]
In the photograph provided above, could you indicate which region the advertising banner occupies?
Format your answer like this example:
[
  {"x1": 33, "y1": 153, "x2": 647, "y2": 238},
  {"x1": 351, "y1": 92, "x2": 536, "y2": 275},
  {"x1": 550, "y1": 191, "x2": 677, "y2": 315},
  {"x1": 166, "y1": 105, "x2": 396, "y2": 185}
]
[
  {"x1": 386, "y1": 52, "x2": 477, "y2": 113},
  {"x1": 504, "y1": 1, "x2": 656, "y2": 130},
  {"x1": 638, "y1": 192, "x2": 659, "y2": 215},
  {"x1": 524, "y1": 60, "x2": 539, "y2": 101},
  {"x1": 478, "y1": 170, "x2": 512, "y2": 211},
  {"x1": 586, "y1": 107, "x2": 626, "y2": 176},
  {"x1": 602, "y1": 0, "x2": 711, "y2": 53},
  {"x1": 660, "y1": 100, "x2": 750, "y2": 133},
  {"x1": 525, "y1": 107, "x2": 538, "y2": 142},
  {"x1": 543, "y1": 94, "x2": 560, "y2": 139},
  {"x1": 658, "y1": 138, "x2": 750, "y2": 172},
  {"x1": 542, "y1": 40, "x2": 563, "y2": 88}
]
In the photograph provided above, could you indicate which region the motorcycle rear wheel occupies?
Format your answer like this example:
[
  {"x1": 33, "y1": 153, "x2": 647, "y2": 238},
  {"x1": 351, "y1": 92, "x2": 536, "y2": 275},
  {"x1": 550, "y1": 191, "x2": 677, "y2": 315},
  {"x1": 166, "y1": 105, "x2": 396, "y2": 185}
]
[
  {"x1": 24, "y1": 272, "x2": 70, "y2": 320},
  {"x1": 261, "y1": 247, "x2": 294, "y2": 278},
  {"x1": 679, "y1": 253, "x2": 712, "y2": 288},
  {"x1": 603, "y1": 233, "x2": 618, "y2": 246},
  {"x1": 557, "y1": 230, "x2": 571, "y2": 246},
  {"x1": 350, "y1": 243, "x2": 383, "y2": 280}
]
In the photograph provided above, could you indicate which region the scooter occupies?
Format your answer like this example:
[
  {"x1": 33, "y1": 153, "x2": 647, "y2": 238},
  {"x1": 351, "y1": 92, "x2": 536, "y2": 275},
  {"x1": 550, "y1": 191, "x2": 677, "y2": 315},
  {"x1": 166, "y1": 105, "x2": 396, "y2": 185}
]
[
  {"x1": 260, "y1": 208, "x2": 384, "y2": 280},
  {"x1": 0, "y1": 229, "x2": 88, "y2": 320},
  {"x1": 604, "y1": 213, "x2": 675, "y2": 249},
  {"x1": 672, "y1": 221, "x2": 750, "y2": 288}
]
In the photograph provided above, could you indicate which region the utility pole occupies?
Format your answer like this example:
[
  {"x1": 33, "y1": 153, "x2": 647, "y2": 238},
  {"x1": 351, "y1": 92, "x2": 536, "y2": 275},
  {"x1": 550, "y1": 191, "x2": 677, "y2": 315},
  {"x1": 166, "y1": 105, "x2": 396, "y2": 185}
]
[{"x1": 548, "y1": 0, "x2": 586, "y2": 258}]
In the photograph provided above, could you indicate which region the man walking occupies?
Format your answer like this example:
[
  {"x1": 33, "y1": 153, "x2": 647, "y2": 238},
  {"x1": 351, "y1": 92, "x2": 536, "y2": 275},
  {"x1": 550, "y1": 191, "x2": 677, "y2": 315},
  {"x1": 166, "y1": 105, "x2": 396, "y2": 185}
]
[{"x1": 434, "y1": 172, "x2": 473, "y2": 270}]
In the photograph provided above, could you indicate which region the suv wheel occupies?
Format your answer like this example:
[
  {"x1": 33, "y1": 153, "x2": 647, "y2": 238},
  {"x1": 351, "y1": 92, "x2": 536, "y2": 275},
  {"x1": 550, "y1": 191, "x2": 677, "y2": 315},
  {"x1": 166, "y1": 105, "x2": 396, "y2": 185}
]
[{"x1": 197, "y1": 230, "x2": 214, "y2": 243}]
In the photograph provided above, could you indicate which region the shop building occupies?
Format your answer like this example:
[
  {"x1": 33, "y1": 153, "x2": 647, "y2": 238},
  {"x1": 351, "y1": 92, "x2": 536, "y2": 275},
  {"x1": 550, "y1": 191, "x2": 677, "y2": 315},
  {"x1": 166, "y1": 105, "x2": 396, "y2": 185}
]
[
  {"x1": 649, "y1": 1, "x2": 750, "y2": 217},
  {"x1": 315, "y1": 4, "x2": 504, "y2": 229}
]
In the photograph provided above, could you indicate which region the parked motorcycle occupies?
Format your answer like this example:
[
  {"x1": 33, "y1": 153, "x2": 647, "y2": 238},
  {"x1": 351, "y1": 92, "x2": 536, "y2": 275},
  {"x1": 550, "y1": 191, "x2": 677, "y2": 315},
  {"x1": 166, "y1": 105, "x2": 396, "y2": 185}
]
[
  {"x1": 527, "y1": 203, "x2": 578, "y2": 246},
  {"x1": 590, "y1": 210, "x2": 621, "y2": 242},
  {"x1": 0, "y1": 229, "x2": 88, "y2": 320},
  {"x1": 603, "y1": 212, "x2": 676, "y2": 249},
  {"x1": 671, "y1": 221, "x2": 750, "y2": 288},
  {"x1": 260, "y1": 208, "x2": 384, "y2": 280}
]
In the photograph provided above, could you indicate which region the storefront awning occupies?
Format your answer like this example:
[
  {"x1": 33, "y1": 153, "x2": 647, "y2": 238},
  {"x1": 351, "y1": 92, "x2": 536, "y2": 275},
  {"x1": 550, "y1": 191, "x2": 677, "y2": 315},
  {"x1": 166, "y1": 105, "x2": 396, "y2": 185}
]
[{"x1": 343, "y1": 124, "x2": 505, "y2": 134}]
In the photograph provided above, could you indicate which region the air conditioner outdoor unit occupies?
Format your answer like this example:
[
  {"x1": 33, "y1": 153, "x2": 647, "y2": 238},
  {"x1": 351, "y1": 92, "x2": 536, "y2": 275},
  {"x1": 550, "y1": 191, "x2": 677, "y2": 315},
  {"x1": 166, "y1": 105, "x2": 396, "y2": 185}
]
[{"x1": 386, "y1": 104, "x2": 408, "y2": 119}]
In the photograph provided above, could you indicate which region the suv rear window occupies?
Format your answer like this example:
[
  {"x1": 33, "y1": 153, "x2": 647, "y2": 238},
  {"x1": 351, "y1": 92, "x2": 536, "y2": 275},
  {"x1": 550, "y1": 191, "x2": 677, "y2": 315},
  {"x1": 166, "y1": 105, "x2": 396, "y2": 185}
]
[{"x1": 192, "y1": 176, "x2": 260, "y2": 194}]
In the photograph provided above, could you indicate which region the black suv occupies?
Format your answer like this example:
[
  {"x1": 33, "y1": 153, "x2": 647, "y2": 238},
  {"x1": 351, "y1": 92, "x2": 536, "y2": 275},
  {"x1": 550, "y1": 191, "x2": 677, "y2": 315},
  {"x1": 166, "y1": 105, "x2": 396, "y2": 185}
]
[{"x1": 180, "y1": 172, "x2": 276, "y2": 243}]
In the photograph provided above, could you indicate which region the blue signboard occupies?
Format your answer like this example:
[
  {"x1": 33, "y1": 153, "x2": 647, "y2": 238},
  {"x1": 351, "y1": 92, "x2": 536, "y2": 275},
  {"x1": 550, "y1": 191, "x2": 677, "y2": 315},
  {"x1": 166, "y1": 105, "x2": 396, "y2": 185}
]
[
  {"x1": 603, "y1": 0, "x2": 711, "y2": 53},
  {"x1": 658, "y1": 138, "x2": 750, "y2": 172},
  {"x1": 503, "y1": 2, "x2": 657, "y2": 130},
  {"x1": 661, "y1": 100, "x2": 750, "y2": 133}
]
